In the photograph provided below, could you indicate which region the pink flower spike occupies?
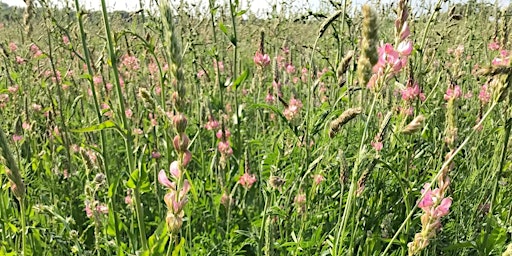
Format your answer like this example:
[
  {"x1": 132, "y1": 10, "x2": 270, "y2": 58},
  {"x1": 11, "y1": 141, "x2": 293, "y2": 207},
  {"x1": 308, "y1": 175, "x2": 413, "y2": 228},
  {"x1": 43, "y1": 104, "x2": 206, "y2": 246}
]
[{"x1": 158, "y1": 170, "x2": 174, "y2": 188}]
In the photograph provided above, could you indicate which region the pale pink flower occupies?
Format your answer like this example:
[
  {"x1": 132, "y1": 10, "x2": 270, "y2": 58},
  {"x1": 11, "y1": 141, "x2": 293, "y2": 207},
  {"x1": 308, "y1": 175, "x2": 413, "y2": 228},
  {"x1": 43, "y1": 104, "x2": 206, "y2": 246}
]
[
  {"x1": 488, "y1": 41, "x2": 500, "y2": 51},
  {"x1": 478, "y1": 84, "x2": 491, "y2": 104},
  {"x1": 253, "y1": 52, "x2": 271, "y2": 67},
  {"x1": 105, "y1": 83, "x2": 113, "y2": 91},
  {"x1": 397, "y1": 40, "x2": 413, "y2": 56},
  {"x1": 238, "y1": 172, "x2": 257, "y2": 189},
  {"x1": 9, "y1": 42, "x2": 17, "y2": 51},
  {"x1": 401, "y1": 82, "x2": 421, "y2": 101},
  {"x1": 285, "y1": 64, "x2": 295, "y2": 74},
  {"x1": 265, "y1": 93, "x2": 275, "y2": 103},
  {"x1": 96, "y1": 204, "x2": 108, "y2": 214},
  {"x1": 22, "y1": 122, "x2": 31, "y2": 130},
  {"x1": 454, "y1": 45, "x2": 464, "y2": 58},
  {"x1": 217, "y1": 141, "x2": 233, "y2": 156},
  {"x1": 121, "y1": 54, "x2": 140, "y2": 70},
  {"x1": 294, "y1": 193, "x2": 306, "y2": 204},
  {"x1": 148, "y1": 62, "x2": 158, "y2": 77},
  {"x1": 213, "y1": 60, "x2": 224, "y2": 72},
  {"x1": 433, "y1": 197, "x2": 452, "y2": 217},
  {"x1": 216, "y1": 129, "x2": 231, "y2": 140},
  {"x1": 16, "y1": 56, "x2": 25, "y2": 64},
  {"x1": 85, "y1": 203, "x2": 93, "y2": 218},
  {"x1": 197, "y1": 70, "x2": 206, "y2": 79},
  {"x1": 169, "y1": 161, "x2": 181, "y2": 179},
  {"x1": 125, "y1": 109, "x2": 133, "y2": 119},
  {"x1": 444, "y1": 85, "x2": 462, "y2": 101},
  {"x1": 399, "y1": 22, "x2": 410, "y2": 41},
  {"x1": 313, "y1": 174, "x2": 324, "y2": 185},
  {"x1": 371, "y1": 141, "x2": 383, "y2": 151},
  {"x1": 8, "y1": 86, "x2": 18, "y2": 94},
  {"x1": 93, "y1": 76, "x2": 102, "y2": 85},
  {"x1": 204, "y1": 116, "x2": 219, "y2": 130},
  {"x1": 12, "y1": 134, "x2": 23, "y2": 142},
  {"x1": 32, "y1": 103, "x2": 42, "y2": 112},
  {"x1": 62, "y1": 35, "x2": 70, "y2": 45},
  {"x1": 158, "y1": 170, "x2": 175, "y2": 188}
]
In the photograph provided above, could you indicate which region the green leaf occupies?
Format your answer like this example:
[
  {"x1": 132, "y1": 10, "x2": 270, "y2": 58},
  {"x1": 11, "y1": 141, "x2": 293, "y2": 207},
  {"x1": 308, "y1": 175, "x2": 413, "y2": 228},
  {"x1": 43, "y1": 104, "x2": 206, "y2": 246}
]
[
  {"x1": 236, "y1": 10, "x2": 247, "y2": 16},
  {"x1": 71, "y1": 120, "x2": 117, "y2": 133},
  {"x1": 219, "y1": 22, "x2": 228, "y2": 36},
  {"x1": 172, "y1": 237, "x2": 185, "y2": 256},
  {"x1": 232, "y1": 70, "x2": 249, "y2": 90},
  {"x1": 126, "y1": 169, "x2": 150, "y2": 192}
]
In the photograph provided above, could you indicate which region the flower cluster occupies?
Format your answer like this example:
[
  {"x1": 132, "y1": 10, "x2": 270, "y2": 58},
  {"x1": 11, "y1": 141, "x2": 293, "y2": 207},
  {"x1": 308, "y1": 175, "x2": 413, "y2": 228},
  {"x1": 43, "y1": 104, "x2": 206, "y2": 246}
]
[
  {"x1": 238, "y1": 172, "x2": 257, "y2": 189},
  {"x1": 158, "y1": 114, "x2": 192, "y2": 234},
  {"x1": 253, "y1": 52, "x2": 270, "y2": 68},
  {"x1": 367, "y1": 1, "x2": 412, "y2": 92},
  {"x1": 408, "y1": 182, "x2": 452, "y2": 255},
  {"x1": 444, "y1": 84, "x2": 462, "y2": 101},
  {"x1": 401, "y1": 81, "x2": 425, "y2": 102},
  {"x1": 216, "y1": 128, "x2": 233, "y2": 157},
  {"x1": 204, "y1": 115, "x2": 219, "y2": 131},
  {"x1": 283, "y1": 97, "x2": 303, "y2": 121},
  {"x1": 121, "y1": 54, "x2": 140, "y2": 70},
  {"x1": 158, "y1": 161, "x2": 191, "y2": 234}
]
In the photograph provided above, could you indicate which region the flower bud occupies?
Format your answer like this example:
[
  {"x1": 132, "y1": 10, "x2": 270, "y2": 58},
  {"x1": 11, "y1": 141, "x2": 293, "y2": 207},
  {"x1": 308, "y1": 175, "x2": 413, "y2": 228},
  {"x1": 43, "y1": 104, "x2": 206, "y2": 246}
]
[
  {"x1": 173, "y1": 134, "x2": 189, "y2": 152},
  {"x1": 173, "y1": 113, "x2": 188, "y2": 134}
]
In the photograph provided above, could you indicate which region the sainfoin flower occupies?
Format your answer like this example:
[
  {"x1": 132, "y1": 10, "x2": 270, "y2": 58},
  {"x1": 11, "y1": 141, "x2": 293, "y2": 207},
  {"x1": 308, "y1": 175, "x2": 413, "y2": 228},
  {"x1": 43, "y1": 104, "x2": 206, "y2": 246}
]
[
  {"x1": 238, "y1": 172, "x2": 257, "y2": 189},
  {"x1": 488, "y1": 41, "x2": 500, "y2": 51},
  {"x1": 408, "y1": 181, "x2": 452, "y2": 255},
  {"x1": 159, "y1": 160, "x2": 190, "y2": 234},
  {"x1": 283, "y1": 97, "x2": 303, "y2": 120},
  {"x1": 444, "y1": 85, "x2": 462, "y2": 101},
  {"x1": 478, "y1": 84, "x2": 491, "y2": 104},
  {"x1": 253, "y1": 52, "x2": 270, "y2": 67}
]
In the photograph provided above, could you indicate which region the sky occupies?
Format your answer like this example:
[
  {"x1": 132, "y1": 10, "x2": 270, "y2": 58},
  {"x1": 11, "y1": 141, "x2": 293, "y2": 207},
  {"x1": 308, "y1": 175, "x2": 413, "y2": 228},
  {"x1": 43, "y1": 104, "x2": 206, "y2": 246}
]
[{"x1": 2, "y1": 0, "x2": 509, "y2": 13}]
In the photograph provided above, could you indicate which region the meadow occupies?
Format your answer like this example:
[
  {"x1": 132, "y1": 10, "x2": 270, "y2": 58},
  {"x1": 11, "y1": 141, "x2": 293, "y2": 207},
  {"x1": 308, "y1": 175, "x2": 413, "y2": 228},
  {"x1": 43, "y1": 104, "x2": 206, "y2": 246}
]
[{"x1": 0, "y1": 0, "x2": 512, "y2": 255}]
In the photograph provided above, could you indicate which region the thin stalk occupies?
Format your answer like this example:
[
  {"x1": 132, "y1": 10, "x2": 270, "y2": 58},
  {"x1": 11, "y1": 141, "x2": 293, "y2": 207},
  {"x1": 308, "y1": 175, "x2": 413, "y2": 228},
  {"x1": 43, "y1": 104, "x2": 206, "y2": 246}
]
[
  {"x1": 45, "y1": 29, "x2": 72, "y2": 174},
  {"x1": 100, "y1": 0, "x2": 147, "y2": 250},
  {"x1": 336, "y1": 93, "x2": 378, "y2": 254},
  {"x1": 485, "y1": 116, "x2": 511, "y2": 247},
  {"x1": 73, "y1": 0, "x2": 122, "y2": 248},
  {"x1": 20, "y1": 199, "x2": 26, "y2": 255}
]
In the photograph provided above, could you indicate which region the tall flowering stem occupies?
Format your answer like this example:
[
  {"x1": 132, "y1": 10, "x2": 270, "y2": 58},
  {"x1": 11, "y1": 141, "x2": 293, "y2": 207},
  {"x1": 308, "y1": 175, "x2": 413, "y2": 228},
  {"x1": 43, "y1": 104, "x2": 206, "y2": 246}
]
[
  {"x1": 99, "y1": 0, "x2": 147, "y2": 250},
  {"x1": 158, "y1": 0, "x2": 193, "y2": 248}
]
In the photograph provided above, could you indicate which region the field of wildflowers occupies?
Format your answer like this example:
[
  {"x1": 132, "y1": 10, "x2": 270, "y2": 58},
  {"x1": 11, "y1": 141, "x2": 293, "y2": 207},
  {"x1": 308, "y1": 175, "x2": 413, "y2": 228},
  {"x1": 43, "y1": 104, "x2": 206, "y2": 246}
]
[{"x1": 0, "y1": 0, "x2": 512, "y2": 255}]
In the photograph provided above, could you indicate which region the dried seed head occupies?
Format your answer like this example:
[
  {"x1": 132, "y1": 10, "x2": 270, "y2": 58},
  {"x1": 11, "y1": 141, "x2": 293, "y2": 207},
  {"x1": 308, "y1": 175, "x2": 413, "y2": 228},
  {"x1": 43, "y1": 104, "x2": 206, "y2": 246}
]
[
  {"x1": 329, "y1": 107, "x2": 363, "y2": 138},
  {"x1": 337, "y1": 50, "x2": 354, "y2": 87},
  {"x1": 356, "y1": 5, "x2": 379, "y2": 87},
  {"x1": 268, "y1": 175, "x2": 285, "y2": 189},
  {"x1": 402, "y1": 115, "x2": 425, "y2": 135},
  {"x1": 318, "y1": 10, "x2": 344, "y2": 38}
]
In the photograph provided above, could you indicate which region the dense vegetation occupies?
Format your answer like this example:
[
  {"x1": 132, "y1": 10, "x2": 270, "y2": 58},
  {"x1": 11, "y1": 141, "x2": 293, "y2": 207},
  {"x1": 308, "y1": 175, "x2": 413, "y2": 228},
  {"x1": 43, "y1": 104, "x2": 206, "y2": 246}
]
[{"x1": 0, "y1": 0, "x2": 512, "y2": 255}]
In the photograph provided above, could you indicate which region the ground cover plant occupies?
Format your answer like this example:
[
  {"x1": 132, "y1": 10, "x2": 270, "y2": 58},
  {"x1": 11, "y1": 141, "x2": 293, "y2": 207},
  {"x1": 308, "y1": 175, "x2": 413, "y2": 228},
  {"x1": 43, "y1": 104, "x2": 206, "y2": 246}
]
[{"x1": 0, "y1": 0, "x2": 512, "y2": 255}]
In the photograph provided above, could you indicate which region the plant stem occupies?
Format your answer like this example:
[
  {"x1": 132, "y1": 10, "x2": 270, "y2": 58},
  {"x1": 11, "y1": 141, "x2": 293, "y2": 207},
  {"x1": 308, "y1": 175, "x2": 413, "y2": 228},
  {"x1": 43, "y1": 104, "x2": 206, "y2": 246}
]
[
  {"x1": 73, "y1": 0, "x2": 122, "y2": 249},
  {"x1": 100, "y1": 0, "x2": 147, "y2": 250}
]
